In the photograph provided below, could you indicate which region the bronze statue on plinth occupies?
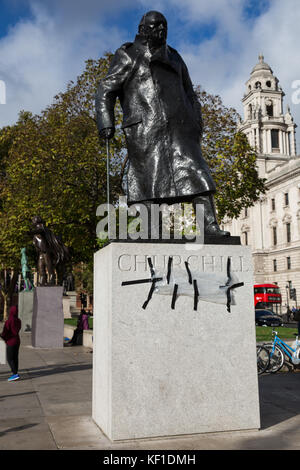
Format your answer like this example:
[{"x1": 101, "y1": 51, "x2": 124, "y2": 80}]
[
  {"x1": 31, "y1": 216, "x2": 70, "y2": 286},
  {"x1": 95, "y1": 10, "x2": 230, "y2": 239}
]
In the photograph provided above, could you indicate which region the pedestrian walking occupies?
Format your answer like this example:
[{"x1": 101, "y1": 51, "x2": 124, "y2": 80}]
[{"x1": 0, "y1": 305, "x2": 21, "y2": 381}]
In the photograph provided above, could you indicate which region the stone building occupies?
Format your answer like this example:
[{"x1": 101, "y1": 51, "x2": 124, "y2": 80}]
[{"x1": 222, "y1": 54, "x2": 299, "y2": 311}]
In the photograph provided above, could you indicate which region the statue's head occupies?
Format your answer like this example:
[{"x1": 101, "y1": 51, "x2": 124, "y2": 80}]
[
  {"x1": 32, "y1": 215, "x2": 43, "y2": 226},
  {"x1": 21, "y1": 247, "x2": 26, "y2": 254},
  {"x1": 138, "y1": 11, "x2": 167, "y2": 47}
]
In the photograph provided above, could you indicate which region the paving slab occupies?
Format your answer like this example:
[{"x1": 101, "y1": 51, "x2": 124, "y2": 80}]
[
  {"x1": 0, "y1": 417, "x2": 57, "y2": 450},
  {"x1": 0, "y1": 328, "x2": 300, "y2": 450}
]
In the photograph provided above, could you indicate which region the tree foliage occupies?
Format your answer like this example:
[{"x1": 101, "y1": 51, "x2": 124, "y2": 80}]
[
  {"x1": 197, "y1": 87, "x2": 266, "y2": 220},
  {"x1": 0, "y1": 55, "x2": 124, "y2": 271},
  {"x1": 0, "y1": 53, "x2": 266, "y2": 295}
]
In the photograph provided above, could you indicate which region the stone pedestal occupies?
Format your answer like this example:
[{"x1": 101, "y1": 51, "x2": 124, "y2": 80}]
[
  {"x1": 31, "y1": 286, "x2": 64, "y2": 349},
  {"x1": 0, "y1": 338, "x2": 6, "y2": 365},
  {"x1": 63, "y1": 297, "x2": 72, "y2": 319},
  {"x1": 67, "y1": 291, "x2": 77, "y2": 311},
  {"x1": 18, "y1": 290, "x2": 34, "y2": 332},
  {"x1": 92, "y1": 242, "x2": 260, "y2": 441}
]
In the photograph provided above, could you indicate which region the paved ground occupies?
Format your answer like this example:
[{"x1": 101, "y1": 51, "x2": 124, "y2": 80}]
[{"x1": 1, "y1": 330, "x2": 300, "y2": 450}]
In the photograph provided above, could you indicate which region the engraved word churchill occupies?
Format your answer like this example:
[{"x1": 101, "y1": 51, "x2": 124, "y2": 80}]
[{"x1": 118, "y1": 253, "x2": 250, "y2": 273}]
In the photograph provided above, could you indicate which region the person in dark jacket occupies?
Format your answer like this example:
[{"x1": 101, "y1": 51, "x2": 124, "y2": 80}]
[
  {"x1": 95, "y1": 10, "x2": 229, "y2": 238},
  {"x1": 1, "y1": 305, "x2": 21, "y2": 381}
]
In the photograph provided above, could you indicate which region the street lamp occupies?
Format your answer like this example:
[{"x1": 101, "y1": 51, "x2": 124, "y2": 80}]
[{"x1": 286, "y1": 284, "x2": 290, "y2": 312}]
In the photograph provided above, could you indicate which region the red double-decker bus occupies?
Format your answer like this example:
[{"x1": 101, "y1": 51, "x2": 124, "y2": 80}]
[{"x1": 254, "y1": 283, "x2": 282, "y2": 314}]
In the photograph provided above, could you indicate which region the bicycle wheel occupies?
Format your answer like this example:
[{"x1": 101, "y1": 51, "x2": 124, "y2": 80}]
[
  {"x1": 256, "y1": 345, "x2": 270, "y2": 375},
  {"x1": 264, "y1": 344, "x2": 284, "y2": 373}
]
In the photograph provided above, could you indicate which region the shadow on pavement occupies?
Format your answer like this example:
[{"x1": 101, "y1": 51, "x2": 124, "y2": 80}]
[
  {"x1": 0, "y1": 423, "x2": 38, "y2": 438},
  {"x1": 0, "y1": 362, "x2": 92, "y2": 381},
  {"x1": 0, "y1": 391, "x2": 36, "y2": 401},
  {"x1": 258, "y1": 373, "x2": 300, "y2": 430},
  {"x1": 21, "y1": 362, "x2": 92, "y2": 380}
]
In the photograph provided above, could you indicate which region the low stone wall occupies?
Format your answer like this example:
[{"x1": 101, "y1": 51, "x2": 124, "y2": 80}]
[
  {"x1": 63, "y1": 324, "x2": 76, "y2": 342},
  {"x1": 0, "y1": 337, "x2": 6, "y2": 364},
  {"x1": 64, "y1": 324, "x2": 93, "y2": 349},
  {"x1": 83, "y1": 329, "x2": 93, "y2": 348}
]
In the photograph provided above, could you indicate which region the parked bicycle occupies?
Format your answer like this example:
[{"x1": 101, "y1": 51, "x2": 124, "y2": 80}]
[
  {"x1": 256, "y1": 344, "x2": 270, "y2": 375},
  {"x1": 264, "y1": 329, "x2": 300, "y2": 373}
]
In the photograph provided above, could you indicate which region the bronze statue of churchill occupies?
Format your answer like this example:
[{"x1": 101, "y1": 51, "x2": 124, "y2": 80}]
[{"x1": 96, "y1": 11, "x2": 229, "y2": 237}]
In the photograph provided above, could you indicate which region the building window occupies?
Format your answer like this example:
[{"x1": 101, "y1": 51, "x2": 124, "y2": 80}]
[
  {"x1": 271, "y1": 129, "x2": 279, "y2": 149},
  {"x1": 242, "y1": 231, "x2": 248, "y2": 245},
  {"x1": 273, "y1": 259, "x2": 277, "y2": 272},
  {"x1": 248, "y1": 104, "x2": 252, "y2": 120},
  {"x1": 271, "y1": 198, "x2": 275, "y2": 211},
  {"x1": 273, "y1": 226, "x2": 277, "y2": 246},
  {"x1": 284, "y1": 192, "x2": 289, "y2": 206},
  {"x1": 287, "y1": 257, "x2": 291, "y2": 270},
  {"x1": 266, "y1": 100, "x2": 273, "y2": 117},
  {"x1": 286, "y1": 223, "x2": 291, "y2": 243}
]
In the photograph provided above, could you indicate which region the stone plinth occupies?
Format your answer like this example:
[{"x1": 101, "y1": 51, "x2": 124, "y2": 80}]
[
  {"x1": 92, "y1": 242, "x2": 260, "y2": 441},
  {"x1": 31, "y1": 286, "x2": 64, "y2": 349},
  {"x1": 0, "y1": 338, "x2": 6, "y2": 364},
  {"x1": 63, "y1": 297, "x2": 72, "y2": 319},
  {"x1": 67, "y1": 291, "x2": 77, "y2": 310},
  {"x1": 18, "y1": 290, "x2": 34, "y2": 332}
]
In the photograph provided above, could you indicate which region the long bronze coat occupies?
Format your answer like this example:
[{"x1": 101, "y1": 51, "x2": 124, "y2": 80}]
[{"x1": 95, "y1": 35, "x2": 216, "y2": 204}]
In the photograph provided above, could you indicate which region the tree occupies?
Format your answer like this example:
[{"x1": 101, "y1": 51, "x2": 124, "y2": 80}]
[
  {"x1": 0, "y1": 124, "x2": 22, "y2": 320},
  {"x1": 74, "y1": 260, "x2": 93, "y2": 299},
  {"x1": 0, "y1": 55, "x2": 124, "y2": 267},
  {"x1": 196, "y1": 87, "x2": 266, "y2": 221},
  {"x1": 0, "y1": 269, "x2": 18, "y2": 321},
  {"x1": 0, "y1": 55, "x2": 266, "y2": 319}
]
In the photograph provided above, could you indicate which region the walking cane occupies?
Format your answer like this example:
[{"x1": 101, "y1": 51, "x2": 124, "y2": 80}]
[{"x1": 106, "y1": 137, "x2": 110, "y2": 240}]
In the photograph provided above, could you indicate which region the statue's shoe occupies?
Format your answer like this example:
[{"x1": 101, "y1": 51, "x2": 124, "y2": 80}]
[{"x1": 205, "y1": 224, "x2": 230, "y2": 237}]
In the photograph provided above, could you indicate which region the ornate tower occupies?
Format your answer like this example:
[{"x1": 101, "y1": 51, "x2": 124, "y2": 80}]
[{"x1": 239, "y1": 54, "x2": 297, "y2": 178}]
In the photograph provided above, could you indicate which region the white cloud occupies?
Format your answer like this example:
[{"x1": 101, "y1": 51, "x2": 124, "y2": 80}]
[
  {"x1": 0, "y1": 0, "x2": 299, "y2": 154},
  {"x1": 0, "y1": 0, "x2": 135, "y2": 127},
  {"x1": 169, "y1": 0, "x2": 300, "y2": 149}
]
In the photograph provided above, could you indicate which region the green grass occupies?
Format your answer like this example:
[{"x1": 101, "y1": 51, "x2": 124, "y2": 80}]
[
  {"x1": 63, "y1": 321, "x2": 297, "y2": 340},
  {"x1": 64, "y1": 317, "x2": 93, "y2": 329},
  {"x1": 256, "y1": 326, "x2": 298, "y2": 342}
]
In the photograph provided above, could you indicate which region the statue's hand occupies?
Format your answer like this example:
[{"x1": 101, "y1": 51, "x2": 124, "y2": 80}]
[{"x1": 99, "y1": 127, "x2": 115, "y2": 140}]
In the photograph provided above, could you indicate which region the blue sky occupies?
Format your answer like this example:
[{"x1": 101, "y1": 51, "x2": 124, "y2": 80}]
[
  {"x1": 0, "y1": 0, "x2": 299, "y2": 151},
  {"x1": 0, "y1": 1, "x2": 31, "y2": 39},
  {"x1": 0, "y1": 0, "x2": 270, "y2": 49}
]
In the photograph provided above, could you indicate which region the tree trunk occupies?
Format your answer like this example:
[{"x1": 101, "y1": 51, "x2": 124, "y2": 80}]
[
  {"x1": 0, "y1": 270, "x2": 19, "y2": 321},
  {"x1": 3, "y1": 294, "x2": 9, "y2": 322}
]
